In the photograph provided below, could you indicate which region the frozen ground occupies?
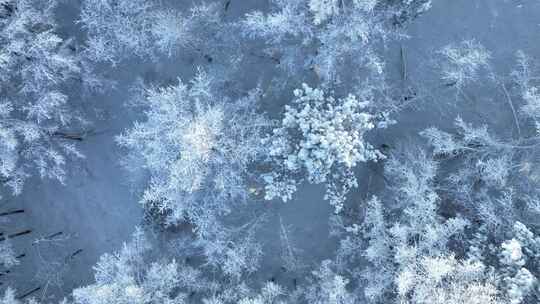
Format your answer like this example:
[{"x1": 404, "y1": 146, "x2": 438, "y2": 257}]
[{"x1": 5, "y1": 0, "x2": 540, "y2": 301}]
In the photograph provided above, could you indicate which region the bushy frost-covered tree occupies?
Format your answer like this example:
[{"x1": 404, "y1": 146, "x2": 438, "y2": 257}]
[
  {"x1": 199, "y1": 281, "x2": 287, "y2": 304},
  {"x1": 243, "y1": 0, "x2": 431, "y2": 85},
  {"x1": 301, "y1": 260, "x2": 356, "y2": 304},
  {"x1": 334, "y1": 148, "x2": 469, "y2": 303},
  {"x1": 117, "y1": 71, "x2": 269, "y2": 276},
  {"x1": 396, "y1": 254, "x2": 504, "y2": 304},
  {"x1": 468, "y1": 222, "x2": 540, "y2": 304},
  {"x1": 420, "y1": 116, "x2": 506, "y2": 161},
  {"x1": 234, "y1": 282, "x2": 286, "y2": 304},
  {"x1": 420, "y1": 116, "x2": 540, "y2": 239},
  {"x1": 335, "y1": 196, "x2": 393, "y2": 299},
  {"x1": 512, "y1": 51, "x2": 540, "y2": 135},
  {"x1": 79, "y1": 0, "x2": 156, "y2": 64},
  {"x1": 0, "y1": 0, "x2": 87, "y2": 195},
  {"x1": 437, "y1": 40, "x2": 491, "y2": 90},
  {"x1": 117, "y1": 70, "x2": 268, "y2": 225},
  {"x1": 499, "y1": 238, "x2": 537, "y2": 304},
  {"x1": 263, "y1": 84, "x2": 385, "y2": 212},
  {"x1": 72, "y1": 228, "x2": 210, "y2": 304},
  {"x1": 193, "y1": 216, "x2": 263, "y2": 279},
  {"x1": 80, "y1": 0, "x2": 225, "y2": 64},
  {"x1": 415, "y1": 115, "x2": 540, "y2": 303},
  {"x1": 382, "y1": 147, "x2": 469, "y2": 257},
  {"x1": 72, "y1": 228, "x2": 289, "y2": 304}
]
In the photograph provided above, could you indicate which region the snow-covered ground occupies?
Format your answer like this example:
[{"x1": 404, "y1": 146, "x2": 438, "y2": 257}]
[{"x1": 6, "y1": 0, "x2": 540, "y2": 301}]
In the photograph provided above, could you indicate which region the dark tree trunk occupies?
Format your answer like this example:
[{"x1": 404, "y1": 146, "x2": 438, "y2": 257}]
[
  {"x1": 0, "y1": 229, "x2": 31, "y2": 241},
  {"x1": 0, "y1": 209, "x2": 24, "y2": 217},
  {"x1": 53, "y1": 131, "x2": 85, "y2": 141},
  {"x1": 17, "y1": 287, "x2": 40, "y2": 300}
]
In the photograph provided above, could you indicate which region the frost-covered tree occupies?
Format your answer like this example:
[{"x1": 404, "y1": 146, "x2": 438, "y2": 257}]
[
  {"x1": 396, "y1": 254, "x2": 504, "y2": 304},
  {"x1": 335, "y1": 196, "x2": 393, "y2": 299},
  {"x1": 390, "y1": 114, "x2": 540, "y2": 303},
  {"x1": 420, "y1": 116, "x2": 540, "y2": 240},
  {"x1": 193, "y1": 216, "x2": 263, "y2": 279},
  {"x1": 242, "y1": 0, "x2": 431, "y2": 85},
  {"x1": 117, "y1": 71, "x2": 268, "y2": 225},
  {"x1": 511, "y1": 51, "x2": 540, "y2": 135},
  {"x1": 499, "y1": 238, "x2": 537, "y2": 304},
  {"x1": 370, "y1": 150, "x2": 468, "y2": 301},
  {"x1": 0, "y1": 0, "x2": 88, "y2": 195},
  {"x1": 300, "y1": 260, "x2": 356, "y2": 304},
  {"x1": 333, "y1": 148, "x2": 469, "y2": 303},
  {"x1": 116, "y1": 71, "x2": 269, "y2": 276},
  {"x1": 80, "y1": 0, "x2": 226, "y2": 65},
  {"x1": 73, "y1": 228, "x2": 288, "y2": 304},
  {"x1": 79, "y1": 0, "x2": 157, "y2": 64},
  {"x1": 263, "y1": 84, "x2": 385, "y2": 212},
  {"x1": 468, "y1": 221, "x2": 540, "y2": 304},
  {"x1": 72, "y1": 228, "x2": 210, "y2": 304},
  {"x1": 234, "y1": 282, "x2": 287, "y2": 304},
  {"x1": 437, "y1": 40, "x2": 491, "y2": 90}
]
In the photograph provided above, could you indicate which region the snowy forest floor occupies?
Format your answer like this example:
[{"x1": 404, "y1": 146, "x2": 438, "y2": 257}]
[{"x1": 6, "y1": 0, "x2": 540, "y2": 301}]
